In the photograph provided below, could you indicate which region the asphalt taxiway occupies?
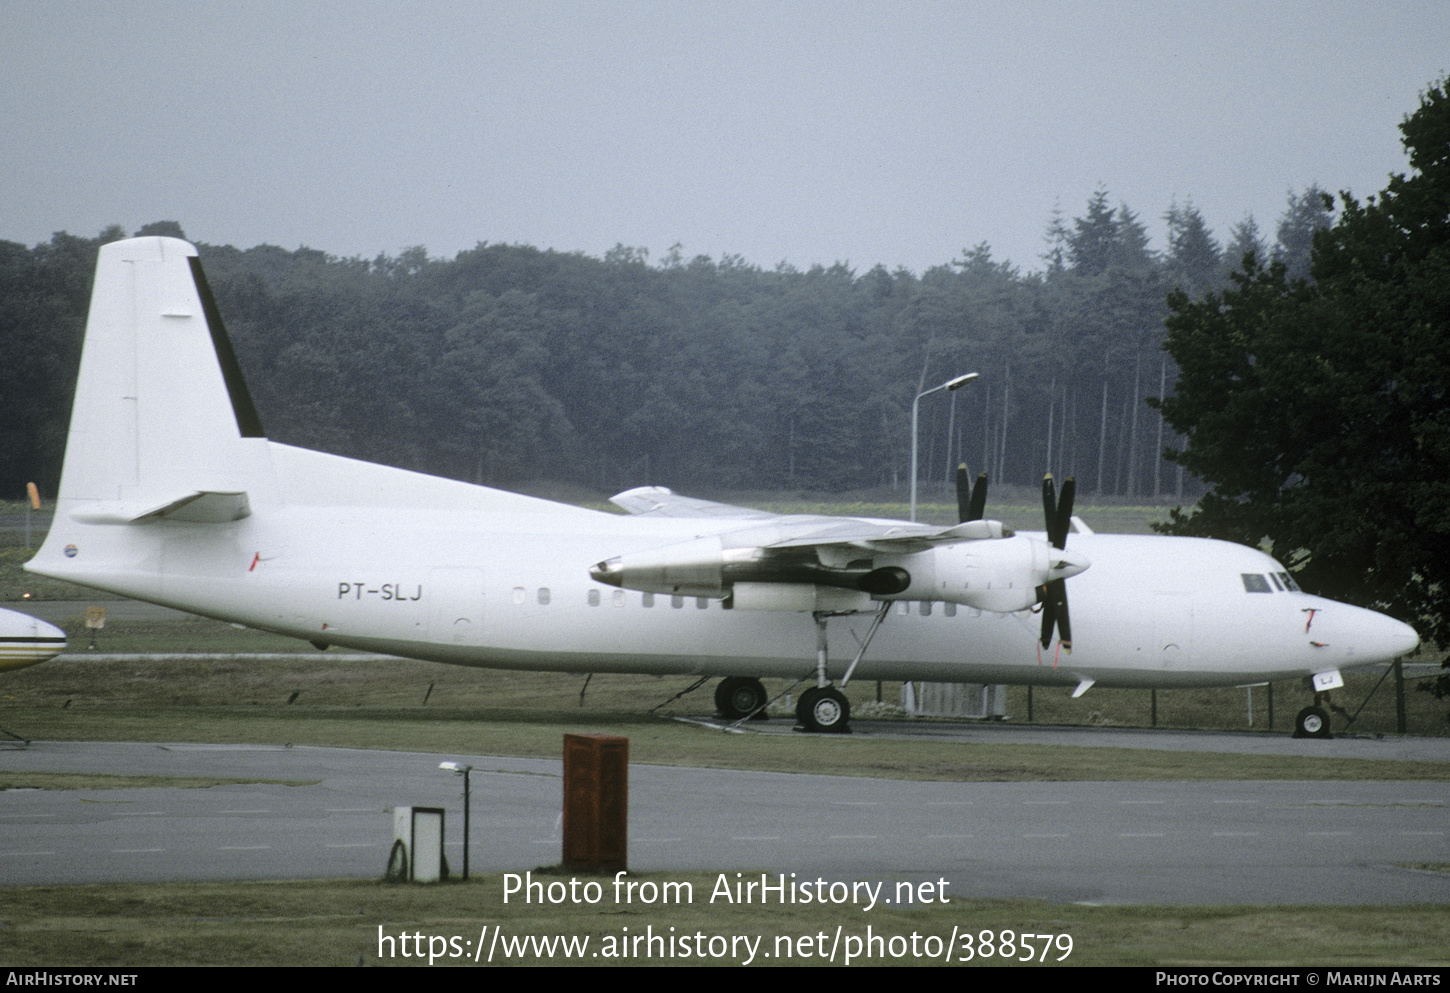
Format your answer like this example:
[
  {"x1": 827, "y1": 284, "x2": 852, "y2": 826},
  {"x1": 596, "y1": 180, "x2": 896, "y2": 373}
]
[{"x1": 2, "y1": 733, "x2": 1446, "y2": 905}]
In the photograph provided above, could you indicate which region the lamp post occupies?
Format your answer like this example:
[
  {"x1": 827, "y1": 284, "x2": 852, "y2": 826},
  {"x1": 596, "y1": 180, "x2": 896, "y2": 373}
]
[
  {"x1": 439, "y1": 761, "x2": 473, "y2": 880},
  {"x1": 910, "y1": 372, "x2": 978, "y2": 522}
]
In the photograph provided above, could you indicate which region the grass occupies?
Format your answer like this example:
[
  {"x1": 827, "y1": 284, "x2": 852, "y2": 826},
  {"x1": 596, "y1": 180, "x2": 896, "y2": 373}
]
[
  {"x1": 2, "y1": 630, "x2": 1447, "y2": 780},
  {"x1": 0, "y1": 771, "x2": 320, "y2": 790}
]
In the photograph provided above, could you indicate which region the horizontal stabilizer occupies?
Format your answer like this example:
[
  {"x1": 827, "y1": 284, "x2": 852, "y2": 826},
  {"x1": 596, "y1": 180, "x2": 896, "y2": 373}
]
[{"x1": 69, "y1": 490, "x2": 251, "y2": 525}]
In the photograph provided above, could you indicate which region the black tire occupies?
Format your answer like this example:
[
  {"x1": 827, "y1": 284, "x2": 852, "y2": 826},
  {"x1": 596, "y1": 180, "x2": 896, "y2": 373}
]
[
  {"x1": 799, "y1": 686, "x2": 851, "y2": 734},
  {"x1": 716, "y1": 676, "x2": 767, "y2": 719},
  {"x1": 1293, "y1": 705, "x2": 1332, "y2": 739},
  {"x1": 796, "y1": 686, "x2": 818, "y2": 724}
]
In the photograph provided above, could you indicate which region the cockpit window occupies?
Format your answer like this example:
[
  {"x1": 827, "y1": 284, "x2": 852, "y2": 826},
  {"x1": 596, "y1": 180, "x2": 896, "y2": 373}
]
[
  {"x1": 1269, "y1": 573, "x2": 1285, "y2": 591},
  {"x1": 1241, "y1": 573, "x2": 1273, "y2": 593},
  {"x1": 1278, "y1": 572, "x2": 1301, "y2": 592}
]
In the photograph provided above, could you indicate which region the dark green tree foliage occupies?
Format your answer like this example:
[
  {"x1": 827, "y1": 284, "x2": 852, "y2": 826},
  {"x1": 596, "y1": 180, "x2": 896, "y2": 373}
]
[
  {"x1": 1155, "y1": 80, "x2": 1450, "y2": 653},
  {"x1": 0, "y1": 233, "x2": 102, "y2": 498},
  {"x1": 1272, "y1": 185, "x2": 1335, "y2": 282},
  {"x1": 7, "y1": 172, "x2": 1269, "y2": 505},
  {"x1": 0, "y1": 195, "x2": 1194, "y2": 503}
]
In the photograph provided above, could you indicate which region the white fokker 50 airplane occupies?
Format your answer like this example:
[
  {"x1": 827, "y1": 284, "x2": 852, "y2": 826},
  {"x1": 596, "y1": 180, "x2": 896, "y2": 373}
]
[{"x1": 27, "y1": 237, "x2": 1419, "y2": 737}]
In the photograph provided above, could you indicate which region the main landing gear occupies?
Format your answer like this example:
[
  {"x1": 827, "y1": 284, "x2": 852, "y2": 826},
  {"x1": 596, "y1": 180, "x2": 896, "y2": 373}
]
[
  {"x1": 796, "y1": 685, "x2": 851, "y2": 733},
  {"x1": 713, "y1": 602, "x2": 890, "y2": 734},
  {"x1": 713, "y1": 677, "x2": 852, "y2": 732},
  {"x1": 714, "y1": 676, "x2": 769, "y2": 720}
]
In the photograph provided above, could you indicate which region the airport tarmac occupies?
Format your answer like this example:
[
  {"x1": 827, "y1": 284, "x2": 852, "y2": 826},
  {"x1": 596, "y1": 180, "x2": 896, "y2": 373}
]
[{"x1": 2, "y1": 737, "x2": 1446, "y2": 905}]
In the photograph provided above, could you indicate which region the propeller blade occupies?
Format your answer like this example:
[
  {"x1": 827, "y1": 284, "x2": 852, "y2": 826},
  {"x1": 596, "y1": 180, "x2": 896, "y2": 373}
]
[
  {"x1": 1040, "y1": 578, "x2": 1071, "y2": 650},
  {"x1": 1057, "y1": 583, "x2": 1072, "y2": 650},
  {"x1": 1039, "y1": 475, "x2": 1077, "y2": 651},
  {"x1": 957, "y1": 467, "x2": 989, "y2": 524},
  {"x1": 1053, "y1": 477, "x2": 1075, "y2": 550},
  {"x1": 1041, "y1": 475, "x2": 1060, "y2": 547}
]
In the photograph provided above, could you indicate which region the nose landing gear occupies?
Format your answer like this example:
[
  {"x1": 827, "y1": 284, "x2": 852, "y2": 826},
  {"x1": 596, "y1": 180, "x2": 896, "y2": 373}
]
[{"x1": 1293, "y1": 704, "x2": 1332, "y2": 738}]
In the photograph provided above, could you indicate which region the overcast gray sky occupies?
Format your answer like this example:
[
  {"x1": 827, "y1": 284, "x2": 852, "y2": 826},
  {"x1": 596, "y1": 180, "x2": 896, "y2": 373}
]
[{"x1": 4, "y1": 1, "x2": 1446, "y2": 274}]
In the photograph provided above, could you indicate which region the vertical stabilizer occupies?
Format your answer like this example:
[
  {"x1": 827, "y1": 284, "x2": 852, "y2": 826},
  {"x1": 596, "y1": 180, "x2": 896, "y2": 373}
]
[{"x1": 53, "y1": 237, "x2": 269, "y2": 509}]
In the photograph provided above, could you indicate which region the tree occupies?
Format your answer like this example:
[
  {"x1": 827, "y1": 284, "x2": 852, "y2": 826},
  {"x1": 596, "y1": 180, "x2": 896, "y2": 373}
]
[
  {"x1": 1154, "y1": 79, "x2": 1450, "y2": 668},
  {"x1": 1272, "y1": 185, "x2": 1334, "y2": 282},
  {"x1": 1164, "y1": 201, "x2": 1221, "y2": 296},
  {"x1": 1065, "y1": 188, "x2": 1119, "y2": 276},
  {"x1": 1221, "y1": 214, "x2": 1267, "y2": 281}
]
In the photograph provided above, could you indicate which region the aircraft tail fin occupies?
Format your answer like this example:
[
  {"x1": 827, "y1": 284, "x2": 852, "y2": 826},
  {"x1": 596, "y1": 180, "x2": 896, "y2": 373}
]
[{"x1": 51, "y1": 237, "x2": 272, "y2": 512}]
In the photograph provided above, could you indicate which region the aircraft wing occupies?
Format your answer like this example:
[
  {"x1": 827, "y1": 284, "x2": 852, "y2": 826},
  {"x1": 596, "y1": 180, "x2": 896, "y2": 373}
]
[
  {"x1": 608, "y1": 486, "x2": 1004, "y2": 550},
  {"x1": 609, "y1": 486, "x2": 778, "y2": 519},
  {"x1": 594, "y1": 487, "x2": 1021, "y2": 601}
]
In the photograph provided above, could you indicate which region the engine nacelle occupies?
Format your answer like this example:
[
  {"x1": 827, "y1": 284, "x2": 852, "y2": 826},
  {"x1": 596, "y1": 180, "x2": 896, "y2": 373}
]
[
  {"x1": 590, "y1": 537, "x2": 910, "y2": 599},
  {"x1": 880, "y1": 535, "x2": 1090, "y2": 612},
  {"x1": 591, "y1": 536, "x2": 731, "y2": 597}
]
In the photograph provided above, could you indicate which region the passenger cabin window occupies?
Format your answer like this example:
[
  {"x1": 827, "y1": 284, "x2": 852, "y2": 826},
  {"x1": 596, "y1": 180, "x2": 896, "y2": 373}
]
[
  {"x1": 944, "y1": 603, "x2": 957, "y2": 618},
  {"x1": 613, "y1": 589, "x2": 626, "y2": 607},
  {"x1": 671, "y1": 595, "x2": 684, "y2": 609},
  {"x1": 919, "y1": 602, "x2": 932, "y2": 617},
  {"x1": 512, "y1": 587, "x2": 526, "y2": 604},
  {"x1": 588, "y1": 589, "x2": 601, "y2": 606},
  {"x1": 642, "y1": 592, "x2": 655, "y2": 608},
  {"x1": 537, "y1": 587, "x2": 551, "y2": 605},
  {"x1": 1241, "y1": 573, "x2": 1273, "y2": 593},
  {"x1": 696, "y1": 597, "x2": 708, "y2": 610}
]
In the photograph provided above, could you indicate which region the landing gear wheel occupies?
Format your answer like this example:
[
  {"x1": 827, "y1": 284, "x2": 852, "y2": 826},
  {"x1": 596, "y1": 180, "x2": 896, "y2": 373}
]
[
  {"x1": 715, "y1": 677, "x2": 768, "y2": 720},
  {"x1": 795, "y1": 688, "x2": 813, "y2": 724},
  {"x1": 797, "y1": 686, "x2": 851, "y2": 734},
  {"x1": 1293, "y1": 705, "x2": 1332, "y2": 739}
]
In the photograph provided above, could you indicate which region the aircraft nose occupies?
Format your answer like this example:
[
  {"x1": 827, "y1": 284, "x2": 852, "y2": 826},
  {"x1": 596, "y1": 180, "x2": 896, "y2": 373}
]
[
  {"x1": 1338, "y1": 605, "x2": 1420, "y2": 662},
  {"x1": 0, "y1": 610, "x2": 67, "y2": 672},
  {"x1": 1381, "y1": 615, "x2": 1420, "y2": 658}
]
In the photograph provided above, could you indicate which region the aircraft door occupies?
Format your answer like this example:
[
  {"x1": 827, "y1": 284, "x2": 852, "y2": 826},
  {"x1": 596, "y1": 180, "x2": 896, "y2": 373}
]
[{"x1": 428, "y1": 568, "x2": 484, "y2": 644}]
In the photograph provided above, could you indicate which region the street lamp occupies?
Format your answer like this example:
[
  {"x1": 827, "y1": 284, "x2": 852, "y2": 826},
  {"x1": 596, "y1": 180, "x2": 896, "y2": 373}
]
[
  {"x1": 439, "y1": 761, "x2": 473, "y2": 880},
  {"x1": 910, "y1": 372, "x2": 978, "y2": 522}
]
